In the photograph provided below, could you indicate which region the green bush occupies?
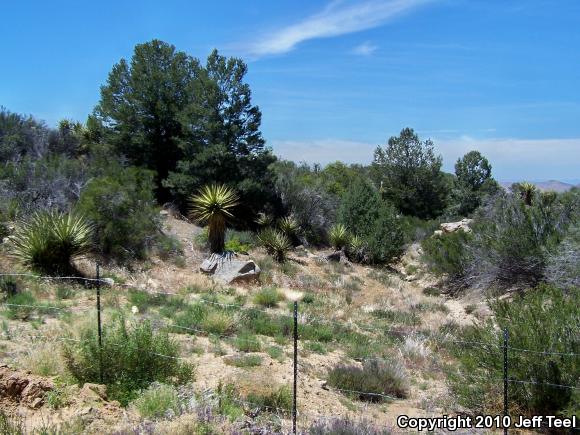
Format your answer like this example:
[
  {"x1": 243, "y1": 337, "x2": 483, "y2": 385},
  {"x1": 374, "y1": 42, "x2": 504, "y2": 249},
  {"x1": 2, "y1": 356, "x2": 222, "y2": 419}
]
[
  {"x1": 224, "y1": 229, "x2": 255, "y2": 254},
  {"x1": 132, "y1": 383, "x2": 181, "y2": 419},
  {"x1": 62, "y1": 318, "x2": 193, "y2": 405},
  {"x1": 246, "y1": 385, "x2": 292, "y2": 413},
  {"x1": 448, "y1": 284, "x2": 579, "y2": 416},
  {"x1": 4, "y1": 292, "x2": 36, "y2": 320},
  {"x1": 327, "y1": 359, "x2": 408, "y2": 402},
  {"x1": 421, "y1": 231, "x2": 472, "y2": 278},
  {"x1": 76, "y1": 167, "x2": 163, "y2": 264},
  {"x1": 253, "y1": 287, "x2": 284, "y2": 308},
  {"x1": 465, "y1": 191, "x2": 576, "y2": 288},
  {"x1": 337, "y1": 179, "x2": 404, "y2": 264},
  {"x1": 9, "y1": 210, "x2": 93, "y2": 274},
  {"x1": 224, "y1": 354, "x2": 262, "y2": 367}
]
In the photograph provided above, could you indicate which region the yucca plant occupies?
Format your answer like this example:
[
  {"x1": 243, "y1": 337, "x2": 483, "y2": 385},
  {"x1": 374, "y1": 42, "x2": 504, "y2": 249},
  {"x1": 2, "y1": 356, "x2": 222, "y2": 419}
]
[
  {"x1": 189, "y1": 184, "x2": 239, "y2": 253},
  {"x1": 10, "y1": 210, "x2": 93, "y2": 274},
  {"x1": 347, "y1": 235, "x2": 367, "y2": 263},
  {"x1": 258, "y1": 228, "x2": 292, "y2": 263},
  {"x1": 278, "y1": 216, "x2": 300, "y2": 242},
  {"x1": 255, "y1": 212, "x2": 274, "y2": 227},
  {"x1": 517, "y1": 182, "x2": 537, "y2": 206},
  {"x1": 329, "y1": 224, "x2": 350, "y2": 251}
]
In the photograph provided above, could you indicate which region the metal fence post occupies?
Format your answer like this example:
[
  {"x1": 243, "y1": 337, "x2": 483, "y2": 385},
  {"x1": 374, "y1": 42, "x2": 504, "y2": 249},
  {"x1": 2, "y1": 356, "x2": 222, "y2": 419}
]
[
  {"x1": 293, "y1": 301, "x2": 298, "y2": 435},
  {"x1": 96, "y1": 263, "x2": 103, "y2": 384},
  {"x1": 503, "y1": 328, "x2": 508, "y2": 435}
]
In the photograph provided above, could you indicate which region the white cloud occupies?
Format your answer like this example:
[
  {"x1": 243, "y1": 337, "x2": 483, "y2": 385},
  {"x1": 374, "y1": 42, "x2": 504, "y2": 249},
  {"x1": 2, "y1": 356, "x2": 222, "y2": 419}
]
[
  {"x1": 246, "y1": 0, "x2": 432, "y2": 57},
  {"x1": 271, "y1": 136, "x2": 580, "y2": 181},
  {"x1": 352, "y1": 41, "x2": 378, "y2": 56}
]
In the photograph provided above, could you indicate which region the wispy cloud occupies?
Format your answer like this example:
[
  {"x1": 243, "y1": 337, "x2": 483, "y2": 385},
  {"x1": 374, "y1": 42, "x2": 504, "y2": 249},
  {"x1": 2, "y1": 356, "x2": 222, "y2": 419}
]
[
  {"x1": 352, "y1": 41, "x2": 378, "y2": 56},
  {"x1": 245, "y1": 0, "x2": 433, "y2": 57}
]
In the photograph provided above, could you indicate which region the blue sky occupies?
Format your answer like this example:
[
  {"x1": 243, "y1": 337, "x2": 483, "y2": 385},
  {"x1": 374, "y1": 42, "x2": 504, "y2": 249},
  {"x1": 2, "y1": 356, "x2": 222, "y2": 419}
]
[{"x1": 1, "y1": 0, "x2": 579, "y2": 182}]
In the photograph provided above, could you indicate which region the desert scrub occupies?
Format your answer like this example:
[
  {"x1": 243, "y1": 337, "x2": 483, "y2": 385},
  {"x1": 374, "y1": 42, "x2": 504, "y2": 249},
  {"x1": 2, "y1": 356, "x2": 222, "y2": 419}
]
[
  {"x1": 171, "y1": 303, "x2": 236, "y2": 336},
  {"x1": 77, "y1": 167, "x2": 167, "y2": 264},
  {"x1": 224, "y1": 354, "x2": 263, "y2": 368},
  {"x1": 253, "y1": 287, "x2": 284, "y2": 308},
  {"x1": 3, "y1": 292, "x2": 37, "y2": 320},
  {"x1": 421, "y1": 230, "x2": 471, "y2": 279},
  {"x1": 448, "y1": 284, "x2": 579, "y2": 416},
  {"x1": 326, "y1": 359, "x2": 408, "y2": 402},
  {"x1": 62, "y1": 318, "x2": 193, "y2": 405},
  {"x1": 132, "y1": 383, "x2": 181, "y2": 419},
  {"x1": 231, "y1": 333, "x2": 261, "y2": 352},
  {"x1": 371, "y1": 308, "x2": 420, "y2": 326},
  {"x1": 246, "y1": 385, "x2": 292, "y2": 414}
]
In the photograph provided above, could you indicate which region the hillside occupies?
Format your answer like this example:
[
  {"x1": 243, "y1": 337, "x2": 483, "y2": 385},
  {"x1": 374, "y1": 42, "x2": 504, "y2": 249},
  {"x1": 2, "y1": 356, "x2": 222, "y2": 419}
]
[{"x1": 0, "y1": 213, "x2": 486, "y2": 433}]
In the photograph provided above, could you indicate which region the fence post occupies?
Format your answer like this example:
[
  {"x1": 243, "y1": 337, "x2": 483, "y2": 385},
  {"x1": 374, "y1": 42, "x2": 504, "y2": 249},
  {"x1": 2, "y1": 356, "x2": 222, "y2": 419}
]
[
  {"x1": 503, "y1": 328, "x2": 508, "y2": 435},
  {"x1": 293, "y1": 301, "x2": 298, "y2": 435},
  {"x1": 96, "y1": 263, "x2": 103, "y2": 384}
]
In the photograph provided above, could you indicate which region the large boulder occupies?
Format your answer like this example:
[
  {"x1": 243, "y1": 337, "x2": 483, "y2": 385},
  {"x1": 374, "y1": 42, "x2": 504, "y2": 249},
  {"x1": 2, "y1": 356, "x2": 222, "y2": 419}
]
[
  {"x1": 200, "y1": 252, "x2": 260, "y2": 284},
  {"x1": 440, "y1": 218, "x2": 473, "y2": 234},
  {"x1": 0, "y1": 364, "x2": 54, "y2": 409}
]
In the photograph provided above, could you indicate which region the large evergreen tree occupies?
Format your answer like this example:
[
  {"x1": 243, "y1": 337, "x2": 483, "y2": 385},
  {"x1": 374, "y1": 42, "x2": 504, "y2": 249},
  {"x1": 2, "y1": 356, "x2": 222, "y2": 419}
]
[
  {"x1": 93, "y1": 41, "x2": 276, "y2": 221},
  {"x1": 164, "y1": 49, "x2": 276, "y2": 222},
  {"x1": 93, "y1": 40, "x2": 200, "y2": 202},
  {"x1": 371, "y1": 127, "x2": 449, "y2": 219},
  {"x1": 452, "y1": 150, "x2": 499, "y2": 216}
]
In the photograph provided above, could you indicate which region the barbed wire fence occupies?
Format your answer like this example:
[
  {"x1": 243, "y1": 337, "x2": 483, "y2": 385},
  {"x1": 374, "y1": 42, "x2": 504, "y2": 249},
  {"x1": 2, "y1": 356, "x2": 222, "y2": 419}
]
[{"x1": 0, "y1": 268, "x2": 578, "y2": 434}]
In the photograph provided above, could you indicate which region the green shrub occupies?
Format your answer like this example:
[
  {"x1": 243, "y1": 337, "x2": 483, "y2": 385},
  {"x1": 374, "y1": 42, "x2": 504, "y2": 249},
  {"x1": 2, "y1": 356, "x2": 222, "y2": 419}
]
[
  {"x1": 246, "y1": 385, "x2": 292, "y2": 413},
  {"x1": 448, "y1": 284, "x2": 579, "y2": 415},
  {"x1": 337, "y1": 179, "x2": 404, "y2": 264},
  {"x1": 465, "y1": 191, "x2": 576, "y2": 289},
  {"x1": 132, "y1": 383, "x2": 181, "y2": 419},
  {"x1": 327, "y1": 359, "x2": 408, "y2": 402},
  {"x1": 224, "y1": 354, "x2": 262, "y2": 367},
  {"x1": 62, "y1": 318, "x2": 193, "y2": 405},
  {"x1": 76, "y1": 167, "x2": 162, "y2": 264},
  {"x1": 421, "y1": 231, "x2": 472, "y2": 278},
  {"x1": 258, "y1": 228, "x2": 292, "y2": 263},
  {"x1": 4, "y1": 292, "x2": 36, "y2": 320},
  {"x1": 231, "y1": 333, "x2": 261, "y2": 352},
  {"x1": 253, "y1": 287, "x2": 284, "y2": 308},
  {"x1": 9, "y1": 210, "x2": 92, "y2": 274},
  {"x1": 400, "y1": 216, "x2": 441, "y2": 243},
  {"x1": 224, "y1": 229, "x2": 255, "y2": 254}
]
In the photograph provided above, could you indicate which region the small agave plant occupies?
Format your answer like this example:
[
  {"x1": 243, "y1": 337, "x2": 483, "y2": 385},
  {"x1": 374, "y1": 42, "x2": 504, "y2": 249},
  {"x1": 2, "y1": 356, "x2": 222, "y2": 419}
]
[
  {"x1": 277, "y1": 215, "x2": 300, "y2": 241},
  {"x1": 329, "y1": 223, "x2": 350, "y2": 251},
  {"x1": 258, "y1": 228, "x2": 292, "y2": 263},
  {"x1": 189, "y1": 184, "x2": 239, "y2": 253},
  {"x1": 255, "y1": 211, "x2": 274, "y2": 227},
  {"x1": 10, "y1": 210, "x2": 93, "y2": 275},
  {"x1": 347, "y1": 235, "x2": 367, "y2": 263}
]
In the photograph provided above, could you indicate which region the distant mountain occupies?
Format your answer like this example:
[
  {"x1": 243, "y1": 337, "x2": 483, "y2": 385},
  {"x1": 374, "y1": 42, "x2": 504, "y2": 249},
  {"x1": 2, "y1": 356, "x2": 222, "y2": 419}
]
[{"x1": 500, "y1": 180, "x2": 577, "y2": 193}]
